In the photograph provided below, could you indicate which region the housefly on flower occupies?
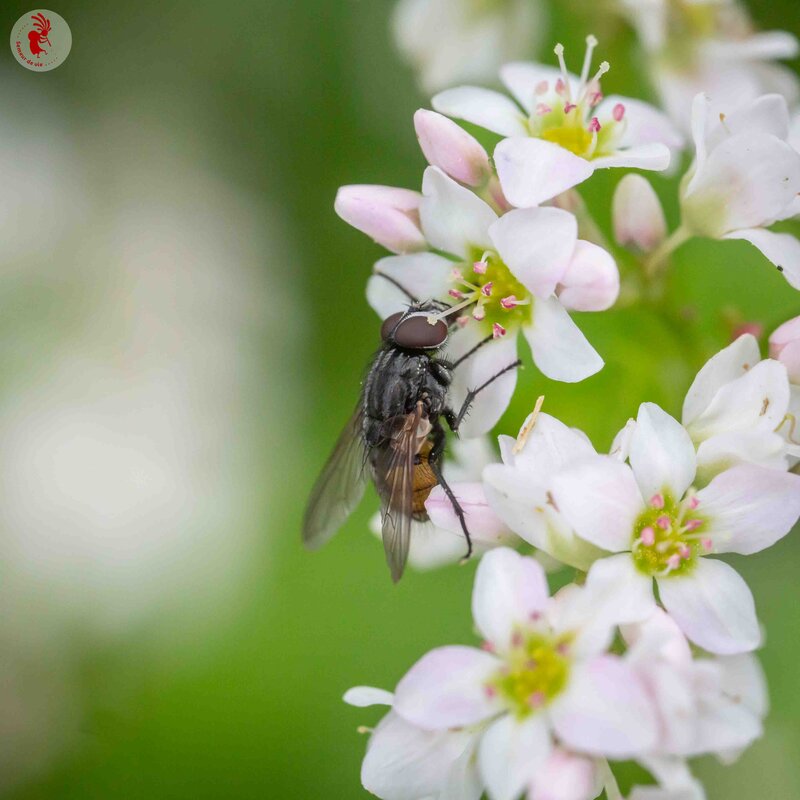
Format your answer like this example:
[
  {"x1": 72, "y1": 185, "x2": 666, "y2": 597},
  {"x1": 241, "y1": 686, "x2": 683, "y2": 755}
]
[{"x1": 303, "y1": 288, "x2": 520, "y2": 582}]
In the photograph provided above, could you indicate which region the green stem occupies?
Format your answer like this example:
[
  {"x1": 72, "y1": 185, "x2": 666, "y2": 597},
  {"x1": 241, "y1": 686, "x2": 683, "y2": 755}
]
[
  {"x1": 601, "y1": 760, "x2": 624, "y2": 800},
  {"x1": 643, "y1": 225, "x2": 692, "y2": 280}
]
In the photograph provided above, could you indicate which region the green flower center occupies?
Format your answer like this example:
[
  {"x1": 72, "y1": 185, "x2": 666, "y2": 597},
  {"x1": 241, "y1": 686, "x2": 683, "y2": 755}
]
[
  {"x1": 631, "y1": 491, "x2": 709, "y2": 577},
  {"x1": 489, "y1": 631, "x2": 572, "y2": 719}
]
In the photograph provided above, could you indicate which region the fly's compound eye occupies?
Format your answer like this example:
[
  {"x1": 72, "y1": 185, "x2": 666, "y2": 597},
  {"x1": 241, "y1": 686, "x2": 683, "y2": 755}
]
[
  {"x1": 380, "y1": 312, "x2": 404, "y2": 341},
  {"x1": 392, "y1": 313, "x2": 449, "y2": 350}
]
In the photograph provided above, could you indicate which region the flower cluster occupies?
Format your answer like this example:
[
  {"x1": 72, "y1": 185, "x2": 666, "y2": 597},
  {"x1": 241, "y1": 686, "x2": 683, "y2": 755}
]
[{"x1": 326, "y1": 5, "x2": 800, "y2": 798}]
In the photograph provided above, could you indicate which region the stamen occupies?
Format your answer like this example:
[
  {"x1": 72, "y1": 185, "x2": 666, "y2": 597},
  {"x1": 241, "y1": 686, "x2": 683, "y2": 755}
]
[
  {"x1": 492, "y1": 322, "x2": 507, "y2": 339},
  {"x1": 553, "y1": 43, "x2": 572, "y2": 101},
  {"x1": 449, "y1": 288, "x2": 464, "y2": 299},
  {"x1": 481, "y1": 641, "x2": 495, "y2": 652},
  {"x1": 589, "y1": 91, "x2": 603, "y2": 107},
  {"x1": 481, "y1": 282, "x2": 494, "y2": 297},
  {"x1": 580, "y1": 35, "x2": 599, "y2": 89},
  {"x1": 535, "y1": 80, "x2": 549, "y2": 95},
  {"x1": 564, "y1": 102, "x2": 577, "y2": 114},
  {"x1": 689, "y1": 496, "x2": 700, "y2": 510},
  {"x1": 650, "y1": 494, "x2": 664, "y2": 509},
  {"x1": 472, "y1": 303, "x2": 486, "y2": 322},
  {"x1": 473, "y1": 260, "x2": 487, "y2": 274},
  {"x1": 511, "y1": 631, "x2": 523, "y2": 647},
  {"x1": 656, "y1": 515, "x2": 671, "y2": 530},
  {"x1": 678, "y1": 543, "x2": 692, "y2": 560},
  {"x1": 536, "y1": 103, "x2": 552, "y2": 116},
  {"x1": 555, "y1": 78, "x2": 567, "y2": 96},
  {"x1": 528, "y1": 691, "x2": 546, "y2": 708},
  {"x1": 666, "y1": 553, "x2": 681, "y2": 570},
  {"x1": 484, "y1": 685, "x2": 497, "y2": 699},
  {"x1": 613, "y1": 103, "x2": 625, "y2": 122},
  {"x1": 456, "y1": 315, "x2": 469, "y2": 328},
  {"x1": 683, "y1": 519, "x2": 702, "y2": 532},
  {"x1": 500, "y1": 295, "x2": 529, "y2": 309},
  {"x1": 640, "y1": 526, "x2": 656, "y2": 546},
  {"x1": 701, "y1": 538, "x2": 713, "y2": 552},
  {"x1": 588, "y1": 117, "x2": 601, "y2": 133}
]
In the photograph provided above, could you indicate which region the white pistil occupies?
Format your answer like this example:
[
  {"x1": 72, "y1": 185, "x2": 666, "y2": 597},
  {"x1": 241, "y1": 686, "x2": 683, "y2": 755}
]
[
  {"x1": 580, "y1": 35, "x2": 598, "y2": 89},
  {"x1": 553, "y1": 43, "x2": 572, "y2": 101}
]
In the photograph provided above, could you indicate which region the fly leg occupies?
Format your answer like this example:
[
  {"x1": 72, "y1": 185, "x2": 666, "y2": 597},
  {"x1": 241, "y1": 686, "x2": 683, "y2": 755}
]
[
  {"x1": 428, "y1": 419, "x2": 473, "y2": 561},
  {"x1": 448, "y1": 334, "x2": 494, "y2": 369},
  {"x1": 445, "y1": 360, "x2": 522, "y2": 433}
]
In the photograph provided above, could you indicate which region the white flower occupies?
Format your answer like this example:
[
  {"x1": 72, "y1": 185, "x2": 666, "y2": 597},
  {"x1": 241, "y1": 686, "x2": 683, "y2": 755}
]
[
  {"x1": 551, "y1": 402, "x2": 800, "y2": 654},
  {"x1": 624, "y1": 609, "x2": 767, "y2": 761},
  {"x1": 390, "y1": 548, "x2": 658, "y2": 800},
  {"x1": 617, "y1": 0, "x2": 800, "y2": 135},
  {"x1": 680, "y1": 93, "x2": 800, "y2": 289},
  {"x1": 369, "y1": 437, "x2": 520, "y2": 571},
  {"x1": 482, "y1": 410, "x2": 606, "y2": 571},
  {"x1": 682, "y1": 334, "x2": 798, "y2": 480},
  {"x1": 770, "y1": 314, "x2": 800, "y2": 384},
  {"x1": 612, "y1": 174, "x2": 668, "y2": 254},
  {"x1": 392, "y1": 0, "x2": 547, "y2": 94},
  {"x1": 432, "y1": 37, "x2": 682, "y2": 208},
  {"x1": 365, "y1": 166, "x2": 618, "y2": 435}
]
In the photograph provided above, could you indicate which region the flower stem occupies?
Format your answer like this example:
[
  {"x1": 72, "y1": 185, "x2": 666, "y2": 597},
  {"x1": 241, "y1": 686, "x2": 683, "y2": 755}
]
[
  {"x1": 643, "y1": 225, "x2": 692, "y2": 280},
  {"x1": 600, "y1": 760, "x2": 623, "y2": 800}
]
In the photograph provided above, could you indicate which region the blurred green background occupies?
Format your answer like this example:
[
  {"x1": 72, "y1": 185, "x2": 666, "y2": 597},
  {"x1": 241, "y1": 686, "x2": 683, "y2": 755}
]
[{"x1": 0, "y1": 1, "x2": 798, "y2": 798}]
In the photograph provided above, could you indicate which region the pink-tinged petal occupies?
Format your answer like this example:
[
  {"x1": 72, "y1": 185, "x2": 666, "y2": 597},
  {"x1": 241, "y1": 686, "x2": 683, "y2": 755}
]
[
  {"x1": 657, "y1": 560, "x2": 760, "y2": 654},
  {"x1": 584, "y1": 554, "x2": 656, "y2": 627},
  {"x1": 426, "y1": 482, "x2": 509, "y2": 543},
  {"x1": 489, "y1": 207, "x2": 577, "y2": 298},
  {"x1": 769, "y1": 314, "x2": 800, "y2": 377},
  {"x1": 394, "y1": 646, "x2": 502, "y2": 729},
  {"x1": 695, "y1": 464, "x2": 800, "y2": 555},
  {"x1": 612, "y1": 174, "x2": 667, "y2": 254},
  {"x1": 500, "y1": 62, "x2": 579, "y2": 113},
  {"x1": 682, "y1": 334, "x2": 761, "y2": 427},
  {"x1": 695, "y1": 430, "x2": 789, "y2": 483},
  {"x1": 524, "y1": 297, "x2": 603, "y2": 383},
  {"x1": 630, "y1": 403, "x2": 697, "y2": 502},
  {"x1": 529, "y1": 749, "x2": 600, "y2": 800},
  {"x1": 718, "y1": 653, "x2": 769, "y2": 720},
  {"x1": 446, "y1": 326, "x2": 518, "y2": 437},
  {"x1": 471, "y1": 548, "x2": 549, "y2": 652},
  {"x1": 420, "y1": 166, "x2": 497, "y2": 257},
  {"x1": 414, "y1": 109, "x2": 491, "y2": 187},
  {"x1": 545, "y1": 582, "x2": 616, "y2": 660},
  {"x1": 771, "y1": 336, "x2": 800, "y2": 384},
  {"x1": 550, "y1": 455, "x2": 642, "y2": 552},
  {"x1": 551, "y1": 655, "x2": 658, "y2": 757},
  {"x1": 335, "y1": 185, "x2": 426, "y2": 254},
  {"x1": 494, "y1": 138, "x2": 595, "y2": 208},
  {"x1": 366, "y1": 252, "x2": 456, "y2": 318},
  {"x1": 723, "y1": 228, "x2": 800, "y2": 290},
  {"x1": 685, "y1": 358, "x2": 790, "y2": 442},
  {"x1": 622, "y1": 607, "x2": 693, "y2": 667},
  {"x1": 599, "y1": 95, "x2": 684, "y2": 151},
  {"x1": 344, "y1": 686, "x2": 394, "y2": 707},
  {"x1": 362, "y1": 711, "x2": 477, "y2": 800},
  {"x1": 557, "y1": 240, "x2": 620, "y2": 312},
  {"x1": 478, "y1": 714, "x2": 552, "y2": 800},
  {"x1": 432, "y1": 86, "x2": 528, "y2": 138},
  {"x1": 682, "y1": 134, "x2": 800, "y2": 237},
  {"x1": 590, "y1": 142, "x2": 671, "y2": 171}
]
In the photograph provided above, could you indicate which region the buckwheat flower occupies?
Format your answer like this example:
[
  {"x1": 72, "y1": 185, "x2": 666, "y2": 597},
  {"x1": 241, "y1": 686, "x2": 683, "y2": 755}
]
[
  {"x1": 369, "y1": 438, "x2": 520, "y2": 571},
  {"x1": 392, "y1": 548, "x2": 658, "y2": 800},
  {"x1": 432, "y1": 37, "x2": 682, "y2": 208},
  {"x1": 679, "y1": 93, "x2": 800, "y2": 288},
  {"x1": 481, "y1": 410, "x2": 606, "y2": 571},
  {"x1": 624, "y1": 609, "x2": 767, "y2": 762},
  {"x1": 392, "y1": 0, "x2": 546, "y2": 94},
  {"x1": 613, "y1": 174, "x2": 668, "y2": 254},
  {"x1": 682, "y1": 333, "x2": 798, "y2": 480},
  {"x1": 366, "y1": 166, "x2": 616, "y2": 434},
  {"x1": 551, "y1": 402, "x2": 800, "y2": 654},
  {"x1": 344, "y1": 687, "x2": 483, "y2": 800}
]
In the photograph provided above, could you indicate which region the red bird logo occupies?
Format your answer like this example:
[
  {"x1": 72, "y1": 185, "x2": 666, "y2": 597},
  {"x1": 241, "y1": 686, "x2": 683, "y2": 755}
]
[{"x1": 27, "y1": 12, "x2": 52, "y2": 58}]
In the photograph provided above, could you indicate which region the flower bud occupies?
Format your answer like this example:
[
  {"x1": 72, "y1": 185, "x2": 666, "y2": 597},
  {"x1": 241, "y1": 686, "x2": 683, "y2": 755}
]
[
  {"x1": 769, "y1": 315, "x2": 800, "y2": 383},
  {"x1": 334, "y1": 185, "x2": 426, "y2": 254},
  {"x1": 557, "y1": 240, "x2": 620, "y2": 312},
  {"x1": 612, "y1": 174, "x2": 667, "y2": 253},
  {"x1": 414, "y1": 109, "x2": 491, "y2": 187}
]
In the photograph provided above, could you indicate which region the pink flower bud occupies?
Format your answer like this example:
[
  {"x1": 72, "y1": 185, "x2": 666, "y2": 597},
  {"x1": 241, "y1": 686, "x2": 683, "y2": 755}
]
[
  {"x1": 556, "y1": 240, "x2": 619, "y2": 312},
  {"x1": 334, "y1": 185, "x2": 425, "y2": 254},
  {"x1": 414, "y1": 109, "x2": 491, "y2": 187},
  {"x1": 612, "y1": 174, "x2": 667, "y2": 253},
  {"x1": 769, "y1": 315, "x2": 800, "y2": 383}
]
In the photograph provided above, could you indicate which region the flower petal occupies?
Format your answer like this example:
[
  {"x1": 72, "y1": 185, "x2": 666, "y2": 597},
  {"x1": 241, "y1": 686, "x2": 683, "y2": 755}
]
[
  {"x1": 657, "y1": 560, "x2": 760, "y2": 654},
  {"x1": 557, "y1": 239, "x2": 620, "y2": 312},
  {"x1": 524, "y1": 296, "x2": 604, "y2": 383},
  {"x1": 705, "y1": 93, "x2": 790, "y2": 151},
  {"x1": 500, "y1": 62, "x2": 579, "y2": 113},
  {"x1": 695, "y1": 430, "x2": 789, "y2": 484},
  {"x1": 394, "y1": 646, "x2": 502, "y2": 729},
  {"x1": 550, "y1": 455, "x2": 642, "y2": 552},
  {"x1": 696, "y1": 464, "x2": 800, "y2": 555},
  {"x1": 432, "y1": 86, "x2": 528, "y2": 137},
  {"x1": 528, "y1": 749, "x2": 600, "y2": 800},
  {"x1": 446, "y1": 326, "x2": 519, "y2": 437},
  {"x1": 344, "y1": 686, "x2": 394, "y2": 707},
  {"x1": 362, "y1": 711, "x2": 477, "y2": 800},
  {"x1": 584, "y1": 553, "x2": 656, "y2": 626},
  {"x1": 630, "y1": 402, "x2": 697, "y2": 502},
  {"x1": 425, "y1": 482, "x2": 510, "y2": 543},
  {"x1": 420, "y1": 166, "x2": 497, "y2": 256},
  {"x1": 489, "y1": 207, "x2": 577, "y2": 298},
  {"x1": 612, "y1": 174, "x2": 667, "y2": 254},
  {"x1": 682, "y1": 334, "x2": 760, "y2": 427},
  {"x1": 590, "y1": 142, "x2": 671, "y2": 171},
  {"x1": 366, "y1": 252, "x2": 456, "y2": 318},
  {"x1": 723, "y1": 228, "x2": 800, "y2": 290},
  {"x1": 471, "y1": 548, "x2": 549, "y2": 652},
  {"x1": 494, "y1": 137, "x2": 595, "y2": 208},
  {"x1": 551, "y1": 655, "x2": 658, "y2": 757},
  {"x1": 599, "y1": 95, "x2": 684, "y2": 151},
  {"x1": 478, "y1": 714, "x2": 552, "y2": 800}
]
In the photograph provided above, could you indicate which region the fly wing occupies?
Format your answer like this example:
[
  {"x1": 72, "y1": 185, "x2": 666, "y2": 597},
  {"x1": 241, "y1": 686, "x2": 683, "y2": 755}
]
[
  {"x1": 303, "y1": 408, "x2": 369, "y2": 550},
  {"x1": 373, "y1": 410, "x2": 428, "y2": 583}
]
